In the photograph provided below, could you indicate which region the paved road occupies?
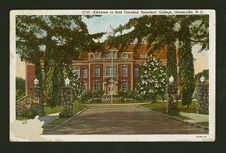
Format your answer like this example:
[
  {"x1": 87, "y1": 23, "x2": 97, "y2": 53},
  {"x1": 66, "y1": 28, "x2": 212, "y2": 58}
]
[{"x1": 44, "y1": 104, "x2": 208, "y2": 134}]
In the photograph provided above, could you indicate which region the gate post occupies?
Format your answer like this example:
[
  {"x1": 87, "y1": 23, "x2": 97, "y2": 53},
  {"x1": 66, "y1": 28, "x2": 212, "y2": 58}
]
[
  {"x1": 196, "y1": 76, "x2": 209, "y2": 114},
  {"x1": 60, "y1": 86, "x2": 73, "y2": 118},
  {"x1": 166, "y1": 76, "x2": 177, "y2": 114},
  {"x1": 30, "y1": 86, "x2": 44, "y2": 116}
]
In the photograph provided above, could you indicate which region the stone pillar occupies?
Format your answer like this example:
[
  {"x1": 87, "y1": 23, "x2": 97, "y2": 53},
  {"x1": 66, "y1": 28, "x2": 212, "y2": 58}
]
[
  {"x1": 30, "y1": 87, "x2": 44, "y2": 116},
  {"x1": 166, "y1": 83, "x2": 177, "y2": 114},
  {"x1": 60, "y1": 86, "x2": 73, "y2": 118},
  {"x1": 196, "y1": 84, "x2": 209, "y2": 114}
]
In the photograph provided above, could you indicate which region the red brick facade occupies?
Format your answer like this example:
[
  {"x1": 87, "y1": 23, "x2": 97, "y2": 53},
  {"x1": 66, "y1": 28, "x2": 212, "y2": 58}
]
[
  {"x1": 25, "y1": 44, "x2": 167, "y2": 95},
  {"x1": 26, "y1": 63, "x2": 36, "y2": 95}
]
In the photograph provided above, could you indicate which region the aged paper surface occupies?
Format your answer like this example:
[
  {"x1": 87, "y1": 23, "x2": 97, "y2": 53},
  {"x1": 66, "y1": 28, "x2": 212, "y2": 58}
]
[{"x1": 10, "y1": 9, "x2": 215, "y2": 141}]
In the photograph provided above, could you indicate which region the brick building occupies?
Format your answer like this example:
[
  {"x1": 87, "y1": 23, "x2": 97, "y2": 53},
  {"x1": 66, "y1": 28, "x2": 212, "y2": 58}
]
[{"x1": 25, "y1": 44, "x2": 167, "y2": 95}]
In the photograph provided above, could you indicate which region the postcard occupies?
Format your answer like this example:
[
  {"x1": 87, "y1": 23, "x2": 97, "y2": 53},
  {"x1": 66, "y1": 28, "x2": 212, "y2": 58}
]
[{"x1": 10, "y1": 9, "x2": 215, "y2": 141}]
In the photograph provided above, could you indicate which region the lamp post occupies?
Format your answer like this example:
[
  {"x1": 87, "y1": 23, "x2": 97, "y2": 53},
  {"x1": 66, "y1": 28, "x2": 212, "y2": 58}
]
[
  {"x1": 34, "y1": 78, "x2": 39, "y2": 87},
  {"x1": 39, "y1": 45, "x2": 46, "y2": 116},
  {"x1": 200, "y1": 75, "x2": 205, "y2": 84},
  {"x1": 106, "y1": 24, "x2": 115, "y2": 103},
  {"x1": 166, "y1": 76, "x2": 177, "y2": 114},
  {"x1": 65, "y1": 77, "x2": 70, "y2": 86}
]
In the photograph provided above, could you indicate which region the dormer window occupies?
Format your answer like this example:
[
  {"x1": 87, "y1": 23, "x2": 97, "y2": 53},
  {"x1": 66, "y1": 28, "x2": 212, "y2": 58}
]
[
  {"x1": 141, "y1": 53, "x2": 148, "y2": 58},
  {"x1": 122, "y1": 53, "x2": 128, "y2": 59},
  {"x1": 113, "y1": 52, "x2": 117, "y2": 59},
  {"x1": 95, "y1": 52, "x2": 100, "y2": 59},
  {"x1": 105, "y1": 52, "x2": 110, "y2": 59}
]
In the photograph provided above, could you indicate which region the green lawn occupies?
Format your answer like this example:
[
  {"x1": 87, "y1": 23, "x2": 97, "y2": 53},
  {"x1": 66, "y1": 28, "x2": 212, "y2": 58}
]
[
  {"x1": 196, "y1": 122, "x2": 209, "y2": 127},
  {"x1": 173, "y1": 115, "x2": 192, "y2": 120},
  {"x1": 140, "y1": 101, "x2": 165, "y2": 113},
  {"x1": 44, "y1": 105, "x2": 61, "y2": 115},
  {"x1": 43, "y1": 102, "x2": 87, "y2": 129},
  {"x1": 42, "y1": 118, "x2": 67, "y2": 129},
  {"x1": 140, "y1": 101, "x2": 201, "y2": 114},
  {"x1": 73, "y1": 102, "x2": 87, "y2": 114}
]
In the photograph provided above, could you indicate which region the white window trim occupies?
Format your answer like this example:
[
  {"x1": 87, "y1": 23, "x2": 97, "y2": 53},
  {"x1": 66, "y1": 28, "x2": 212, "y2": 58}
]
[
  {"x1": 134, "y1": 67, "x2": 139, "y2": 77},
  {"x1": 122, "y1": 67, "x2": 128, "y2": 77},
  {"x1": 105, "y1": 52, "x2": 111, "y2": 59},
  {"x1": 122, "y1": 53, "x2": 128, "y2": 59},
  {"x1": 83, "y1": 68, "x2": 87, "y2": 78},
  {"x1": 94, "y1": 80, "x2": 100, "y2": 91},
  {"x1": 122, "y1": 81, "x2": 128, "y2": 90},
  {"x1": 94, "y1": 67, "x2": 100, "y2": 77},
  {"x1": 73, "y1": 67, "x2": 80, "y2": 78},
  {"x1": 95, "y1": 52, "x2": 100, "y2": 59}
]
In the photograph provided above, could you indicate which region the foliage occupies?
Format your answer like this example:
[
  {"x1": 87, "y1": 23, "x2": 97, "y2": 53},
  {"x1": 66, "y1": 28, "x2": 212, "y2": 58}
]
[
  {"x1": 43, "y1": 102, "x2": 87, "y2": 129},
  {"x1": 117, "y1": 90, "x2": 137, "y2": 102},
  {"x1": 107, "y1": 15, "x2": 209, "y2": 52},
  {"x1": 135, "y1": 55, "x2": 167, "y2": 102},
  {"x1": 16, "y1": 15, "x2": 104, "y2": 106},
  {"x1": 64, "y1": 66, "x2": 82, "y2": 100},
  {"x1": 79, "y1": 90, "x2": 104, "y2": 103},
  {"x1": 16, "y1": 77, "x2": 25, "y2": 100},
  {"x1": 16, "y1": 107, "x2": 40, "y2": 119},
  {"x1": 44, "y1": 105, "x2": 61, "y2": 115},
  {"x1": 105, "y1": 15, "x2": 208, "y2": 107},
  {"x1": 72, "y1": 102, "x2": 87, "y2": 114},
  {"x1": 140, "y1": 102, "x2": 166, "y2": 113},
  {"x1": 140, "y1": 100, "x2": 199, "y2": 114},
  {"x1": 42, "y1": 118, "x2": 67, "y2": 129},
  {"x1": 178, "y1": 40, "x2": 195, "y2": 106},
  {"x1": 195, "y1": 69, "x2": 209, "y2": 85},
  {"x1": 167, "y1": 42, "x2": 178, "y2": 82}
]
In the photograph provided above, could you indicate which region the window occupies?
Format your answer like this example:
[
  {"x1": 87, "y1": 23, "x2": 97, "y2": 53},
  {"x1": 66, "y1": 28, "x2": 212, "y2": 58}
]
[
  {"x1": 106, "y1": 67, "x2": 116, "y2": 77},
  {"x1": 94, "y1": 80, "x2": 100, "y2": 91},
  {"x1": 94, "y1": 67, "x2": 100, "y2": 77},
  {"x1": 134, "y1": 67, "x2": 139, "y2": 77},
  {"x1": 105, "y1": 52, "x2": 110, "y2": 59},
  {"x1": 73, "y1": 67, "x2": 80, "y2": 78},
  {"x1": 95, "y1": 52, "x2": 99, "y2": 59},
  {"x1": 122, "y1": 66, "x2": 128, "y2": 77},
  {"x1": 122, "y1": 53, "x2": 128, "y2": 58},
  {"x1": 106, "y1": 67, "x2": 111, "y2": 76},
  {"x1": 141, "y1": 53, "x2": 147, "y2": 58},
  {"x1": 83, "y1": 82, "x2": 87, "y2": 92},
  {"x1": 122, "y1": 81, "x2": 128, "y2": 90},
  {"x1": 113, "y1": 52, "x2": 117, "y2": 59},
  {"x1": 83, "y1": 68, "x2": 87, "y2": 78}
]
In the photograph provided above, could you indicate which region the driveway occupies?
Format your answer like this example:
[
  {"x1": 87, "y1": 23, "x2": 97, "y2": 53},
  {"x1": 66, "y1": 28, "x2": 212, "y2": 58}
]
[{"x1": 44, "y1": 104, "x2": 208, "y2": 134}]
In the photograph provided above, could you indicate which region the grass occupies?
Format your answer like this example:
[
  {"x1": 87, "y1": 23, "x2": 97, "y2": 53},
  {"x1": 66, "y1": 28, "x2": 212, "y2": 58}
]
[
  {"x1": 43, "y1": 102, "x2": 87, "y2": 129},
  {"x1": 196, "y1": 122, "x2": 209, "y2": 127},
  {"x1": 140, "y1": 100, "x2": 206, "y2": 114},
  {"x1": 177, "y1": 101, "x2": 197, "y2": 113},
  {"x1": 44, "y1": 105, "x2": 61, "y2": 115},
  {"x1": 72, "y1": 102, "x2": 87, "y2": 114},
  {"x1": 16, "y1": 116, "x2": 30, "y2": 120},
  {"x1": 140, "y1": 101, "x2": 165, "y2": 113},
  {"x1": 173, "y1": 115, "x2": 192, "y2": 120},
  {"x1": 42, "y1": 118, "x2": 67, "y2": 129}
]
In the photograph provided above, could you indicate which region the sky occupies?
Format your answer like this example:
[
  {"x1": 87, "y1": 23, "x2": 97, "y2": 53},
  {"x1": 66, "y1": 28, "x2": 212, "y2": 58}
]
[{"x1": 16, "y1": 15, "x2": 209, "y2": 79}]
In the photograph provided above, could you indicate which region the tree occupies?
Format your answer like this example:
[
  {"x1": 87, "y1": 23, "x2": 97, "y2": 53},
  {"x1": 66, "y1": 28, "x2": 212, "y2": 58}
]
[
  {"x1": 64, "y1": 66, "x2": 82, "y2": 101},
  {"x1": 16, "y1": 77, "x2": 25, "y2": 100},
  {"x1": 178, "y1": 40, "x2": 195, "y2": 107},
  {"x1": 105, "y1": 15, "x2": 209, "y2": 106},
  {"x1": 16, "y1": 15, "x2": 104, "y2": 106},
  {"x1": 195, "y1": 69, "x2": 209, "y2": 85},
  {"x1": 167, "y1": 42, "x2": 178, "y2": 82},
  {"x1": 135, "y1": 55, "x2": 167, "y2": 102}
]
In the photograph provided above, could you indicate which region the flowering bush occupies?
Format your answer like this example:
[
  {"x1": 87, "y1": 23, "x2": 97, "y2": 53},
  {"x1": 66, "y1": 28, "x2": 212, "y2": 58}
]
[{"x1": 135, "y1": 55, "x2": 167, "y2": 102}]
